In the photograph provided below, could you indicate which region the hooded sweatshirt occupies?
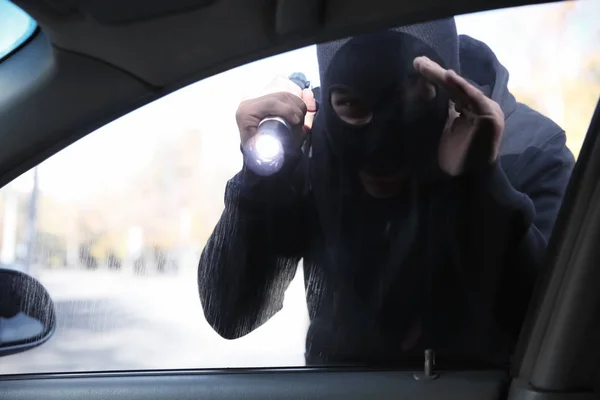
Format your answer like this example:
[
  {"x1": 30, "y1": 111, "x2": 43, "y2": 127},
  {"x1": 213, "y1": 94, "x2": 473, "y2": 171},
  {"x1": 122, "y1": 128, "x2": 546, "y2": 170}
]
[{"x1": 198, "y1": 18, "x2": 575, "y2": 367}]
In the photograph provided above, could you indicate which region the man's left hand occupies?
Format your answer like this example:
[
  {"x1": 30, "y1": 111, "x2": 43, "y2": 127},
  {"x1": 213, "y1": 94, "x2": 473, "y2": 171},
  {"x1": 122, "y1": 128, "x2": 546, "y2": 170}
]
[{"x1": 414, "y1": 56, "x2": 504, "y2": 177}]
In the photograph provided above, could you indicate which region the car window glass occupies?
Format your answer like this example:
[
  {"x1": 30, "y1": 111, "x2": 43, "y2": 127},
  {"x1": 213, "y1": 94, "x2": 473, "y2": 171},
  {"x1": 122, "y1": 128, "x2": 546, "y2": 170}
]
[
  {"x1": 0, "y1": 0, "x2": 598, "y2": 374},
  {"x1": 0, "y1": 0, "x2": 36, "y2": 60}
]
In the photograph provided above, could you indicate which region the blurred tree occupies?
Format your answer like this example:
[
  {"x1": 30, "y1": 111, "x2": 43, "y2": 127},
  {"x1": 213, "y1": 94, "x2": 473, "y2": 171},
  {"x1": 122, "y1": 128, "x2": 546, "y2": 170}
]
[
  {"x1": 510, "y1": 0, "x2": 599, "y2": 158},
  {"x1": 561, "y1": 52, "x2": 600, "y2": 156}
]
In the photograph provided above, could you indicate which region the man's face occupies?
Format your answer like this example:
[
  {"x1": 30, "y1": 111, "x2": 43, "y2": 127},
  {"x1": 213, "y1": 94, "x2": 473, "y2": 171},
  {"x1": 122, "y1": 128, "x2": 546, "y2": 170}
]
[
  {"x1": 330, "y1": 78, "x2": 442, "y2": 198},
  {"x1": 322, "y1": 32, "x2": 451, "y2": 198}
]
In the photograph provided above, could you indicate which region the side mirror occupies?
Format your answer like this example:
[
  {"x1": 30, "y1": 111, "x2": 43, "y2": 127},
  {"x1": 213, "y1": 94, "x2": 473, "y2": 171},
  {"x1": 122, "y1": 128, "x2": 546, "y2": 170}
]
[{"x1": 0, "y1": 268, "x2": 56, "y2": 357}]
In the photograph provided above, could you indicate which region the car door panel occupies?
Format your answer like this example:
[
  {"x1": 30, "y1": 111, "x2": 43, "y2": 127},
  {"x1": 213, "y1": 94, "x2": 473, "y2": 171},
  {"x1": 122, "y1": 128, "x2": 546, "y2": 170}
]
[{"x1": 0, "y1": 369, "x2": 507, "y2": 400}]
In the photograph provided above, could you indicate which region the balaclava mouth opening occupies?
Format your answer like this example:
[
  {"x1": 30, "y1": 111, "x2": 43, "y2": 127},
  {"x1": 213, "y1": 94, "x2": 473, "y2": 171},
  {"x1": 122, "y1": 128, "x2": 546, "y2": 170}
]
[{"x1": 316, "y1": 18, "x2": 460, "y2": 179}]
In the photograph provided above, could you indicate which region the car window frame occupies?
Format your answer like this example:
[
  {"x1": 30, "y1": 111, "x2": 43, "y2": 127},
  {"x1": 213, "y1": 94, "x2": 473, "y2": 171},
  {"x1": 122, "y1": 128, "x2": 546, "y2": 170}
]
[{"x1": 0, "y1": 0, "x2": 598, "y2": 392}]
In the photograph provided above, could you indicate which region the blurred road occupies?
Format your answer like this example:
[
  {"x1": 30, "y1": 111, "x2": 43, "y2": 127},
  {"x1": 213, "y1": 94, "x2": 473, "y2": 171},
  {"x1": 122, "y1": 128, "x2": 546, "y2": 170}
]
[{"x1": 0, "y1": 267, "x2": 309, "y2": 374}]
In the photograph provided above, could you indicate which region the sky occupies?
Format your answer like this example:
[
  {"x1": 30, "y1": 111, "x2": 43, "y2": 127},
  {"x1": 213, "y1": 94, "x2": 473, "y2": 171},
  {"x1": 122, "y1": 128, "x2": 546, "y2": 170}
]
[{"x1": 5, "y1": 0, "x2": 600, "y2": 201}]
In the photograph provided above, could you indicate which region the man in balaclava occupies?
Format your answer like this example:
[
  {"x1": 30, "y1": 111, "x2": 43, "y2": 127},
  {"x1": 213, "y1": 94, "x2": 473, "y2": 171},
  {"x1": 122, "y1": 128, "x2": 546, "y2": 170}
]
[{"x1": 198, "y1": 18, "x2": 574, "y2": 366}]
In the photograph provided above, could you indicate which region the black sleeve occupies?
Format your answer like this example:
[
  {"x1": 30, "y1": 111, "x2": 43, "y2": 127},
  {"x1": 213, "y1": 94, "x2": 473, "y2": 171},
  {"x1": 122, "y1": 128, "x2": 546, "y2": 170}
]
[
  {"x1": 489, "y1": 133, "x2": 575, "y2": 279},
  {"x1": 198, "y1": 162, "x2": 308, "y2": 340},
  {"x1": 455, "y1": 132, "x2": 574, "y2": 331}
]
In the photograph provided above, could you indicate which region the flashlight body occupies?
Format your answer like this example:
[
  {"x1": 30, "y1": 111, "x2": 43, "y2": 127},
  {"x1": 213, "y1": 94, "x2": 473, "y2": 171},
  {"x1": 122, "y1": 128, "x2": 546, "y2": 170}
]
[
  {"x1": 257, "y1": 116, "x2": 292, "y2": 137},
  {"x1": 243, "y1": 73, "x2": 311, "y2": 176}
]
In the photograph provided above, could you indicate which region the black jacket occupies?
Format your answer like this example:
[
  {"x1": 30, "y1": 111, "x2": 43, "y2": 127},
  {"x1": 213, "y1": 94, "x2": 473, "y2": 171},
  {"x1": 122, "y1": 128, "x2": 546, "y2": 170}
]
[{"x1": 198, "y1": 35, "x2": 575, "y2": 366}]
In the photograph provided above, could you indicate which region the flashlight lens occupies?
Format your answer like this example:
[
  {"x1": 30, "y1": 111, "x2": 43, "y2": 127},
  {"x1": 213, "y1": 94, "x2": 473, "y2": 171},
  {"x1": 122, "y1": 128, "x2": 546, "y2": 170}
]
[
  {"x1": 244, "y1": 133, "x2": 285, "y2": 176},
  {"x1": 255, "y1": 134, "x2": 283, "y2": 161}
]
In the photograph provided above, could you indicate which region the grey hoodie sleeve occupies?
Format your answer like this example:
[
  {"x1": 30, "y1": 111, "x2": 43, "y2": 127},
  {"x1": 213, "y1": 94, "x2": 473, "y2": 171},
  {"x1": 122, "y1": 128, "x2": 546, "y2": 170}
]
[{"x1": 198, "y1": 165, "x2": 307, "y2": 339}]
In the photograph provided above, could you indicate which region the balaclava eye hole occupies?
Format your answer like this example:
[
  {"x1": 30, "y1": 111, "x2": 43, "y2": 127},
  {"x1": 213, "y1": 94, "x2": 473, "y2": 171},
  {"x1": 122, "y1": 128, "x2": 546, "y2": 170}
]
[
  {"x1": 328, "y1": 79, "x2": 436, "y2": 128},
  {"x1": 330, "y1": 86, "x2": 374, "y2": 126}
]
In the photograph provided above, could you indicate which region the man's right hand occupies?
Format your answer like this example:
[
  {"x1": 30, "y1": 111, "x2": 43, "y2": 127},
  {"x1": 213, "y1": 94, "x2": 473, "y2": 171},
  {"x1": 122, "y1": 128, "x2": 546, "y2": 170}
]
[{"x1": 236, "y1": 75, "x2": 317, "y2": 148}]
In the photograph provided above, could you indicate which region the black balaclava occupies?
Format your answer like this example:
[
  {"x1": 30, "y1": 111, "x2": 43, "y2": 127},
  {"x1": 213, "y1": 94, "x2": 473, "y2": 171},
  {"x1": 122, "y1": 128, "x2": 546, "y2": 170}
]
[
  {"x1": 317, "y1": 18, "x2": 460, "y2": 179},
  {"x1": 306, "y1": 19, "x2": 461, "y2": 361}
]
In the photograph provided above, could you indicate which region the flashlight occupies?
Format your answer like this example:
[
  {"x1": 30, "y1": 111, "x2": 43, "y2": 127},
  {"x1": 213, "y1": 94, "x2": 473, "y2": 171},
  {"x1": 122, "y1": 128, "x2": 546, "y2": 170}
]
[{"x1": 243, "y1": 73, "x2": 311, "y2": 176}]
